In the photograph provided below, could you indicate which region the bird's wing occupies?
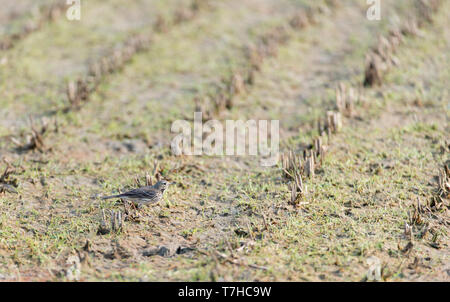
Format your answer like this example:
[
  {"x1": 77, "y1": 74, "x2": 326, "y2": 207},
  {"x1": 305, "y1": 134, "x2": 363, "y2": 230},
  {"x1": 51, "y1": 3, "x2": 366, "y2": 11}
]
[{"x1": 120, "y1": 187, "x2": 157, "y2": 199}]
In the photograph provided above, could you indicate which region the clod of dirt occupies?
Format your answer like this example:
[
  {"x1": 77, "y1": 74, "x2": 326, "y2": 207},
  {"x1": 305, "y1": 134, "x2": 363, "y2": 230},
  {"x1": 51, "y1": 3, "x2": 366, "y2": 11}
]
[
  {"x1": 103, "y1": 240, "x2": 136, "y2": 260},
  {"x1": 143, "y1": 246, "x2": 172, "y2": 257},
  {"x1": 234, "y1": 228, "x2": 249, "y2": 238},
  {"x1": 142, "y1": 244, "x2": 194, "y2": 257},
  {"x1": 400, "y1": 241, "x2": 414, "y2": 256},
  {"x1": 97, "y1": 224, "x2": 110, "y2": 235},
  {"x1": 0, "y1": 164, "x2": 19, "y2": 194},
  {"x1": 176, "y1": 246, "x2": 195, "y2": 255}
]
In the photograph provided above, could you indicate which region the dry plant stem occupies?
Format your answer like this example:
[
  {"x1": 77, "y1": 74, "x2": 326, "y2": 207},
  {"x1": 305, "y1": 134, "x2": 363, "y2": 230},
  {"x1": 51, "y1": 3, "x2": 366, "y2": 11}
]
[
  {"x1": 363, "y1": 0, "x2": 443, "y2": 87},
  {"x1": 198, "y1": 1, "x2": 340, "y2": 119},
  {"x1": 65, "y1": 0, "x2": 208, "y2": 111},
  {"x1": 10, "y1": 117, "x2": 56, "y2": 153},
  {"x1": 280, "y1": 0, "x2": 444, "y2": 209}
]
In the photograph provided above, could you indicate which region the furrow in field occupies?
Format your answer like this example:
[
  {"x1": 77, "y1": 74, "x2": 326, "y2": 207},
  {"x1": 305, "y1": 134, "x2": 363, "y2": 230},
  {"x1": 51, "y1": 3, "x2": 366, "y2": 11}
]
[
  {"x1": 0, "y1": 0, "x2": 399, "y2": 281},
  {"x1": 0, "y1": 0, "x2": 193, "y2": 134},
  {"x1": 39, "y1": 0, "x2": 331, "y2": 164},
  {"x1": 0, "y1": 0, "x2": 61, "y2": 50},
  {"x1": 0, "y1": 0, "x2": 342, "y2": 280},
  {"x1": 227, "y1": 0, "x2": 418, "y2": 137},
  {"x1": 44, "y1": 0, "x2": 413, "y2": 164},
  {"x1": 0, "y1": 0, "x2": 446, "y2": 281},
  {"x1": 242, "y1": 0, "x2": 448, "y2": 281}
]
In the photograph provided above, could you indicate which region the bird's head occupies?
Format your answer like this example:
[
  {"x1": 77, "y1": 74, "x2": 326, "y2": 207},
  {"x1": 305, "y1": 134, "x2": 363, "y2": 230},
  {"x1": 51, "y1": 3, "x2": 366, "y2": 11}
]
[{"x1": 155, "y1": 180, "x2": 171, "y2": 192}]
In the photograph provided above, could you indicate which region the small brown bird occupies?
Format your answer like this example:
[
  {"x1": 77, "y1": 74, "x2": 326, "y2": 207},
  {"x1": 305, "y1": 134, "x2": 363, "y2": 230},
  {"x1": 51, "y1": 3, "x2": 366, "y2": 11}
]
[{"x1": 101, "y1": 180, "x2": 170, "y2": 206}]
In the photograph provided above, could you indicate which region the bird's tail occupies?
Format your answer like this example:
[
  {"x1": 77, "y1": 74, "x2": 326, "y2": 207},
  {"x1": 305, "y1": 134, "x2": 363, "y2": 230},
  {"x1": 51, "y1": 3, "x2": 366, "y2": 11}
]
[{"x1": 101, "y1": 194, "x2": 122, "y2": 200}]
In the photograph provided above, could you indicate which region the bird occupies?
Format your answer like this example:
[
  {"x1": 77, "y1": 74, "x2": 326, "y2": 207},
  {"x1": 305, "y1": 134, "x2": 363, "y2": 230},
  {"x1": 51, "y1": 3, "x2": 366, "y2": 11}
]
[{"x1": 101, "y1": 180, "x2": 171, "y2": 206}]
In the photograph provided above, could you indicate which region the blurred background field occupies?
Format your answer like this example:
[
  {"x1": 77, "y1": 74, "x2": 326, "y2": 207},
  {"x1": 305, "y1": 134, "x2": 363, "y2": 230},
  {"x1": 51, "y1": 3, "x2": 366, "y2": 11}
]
[{"x1": 0, "y1": 0, "x2": 448, "y2": 281}]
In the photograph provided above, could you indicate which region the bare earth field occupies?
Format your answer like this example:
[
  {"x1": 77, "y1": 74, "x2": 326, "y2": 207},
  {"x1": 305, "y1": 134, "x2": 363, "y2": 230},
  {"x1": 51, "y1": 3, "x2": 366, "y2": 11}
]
[{"x1": 0, "y1": 0, "x2": 448, "y2": 281}]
